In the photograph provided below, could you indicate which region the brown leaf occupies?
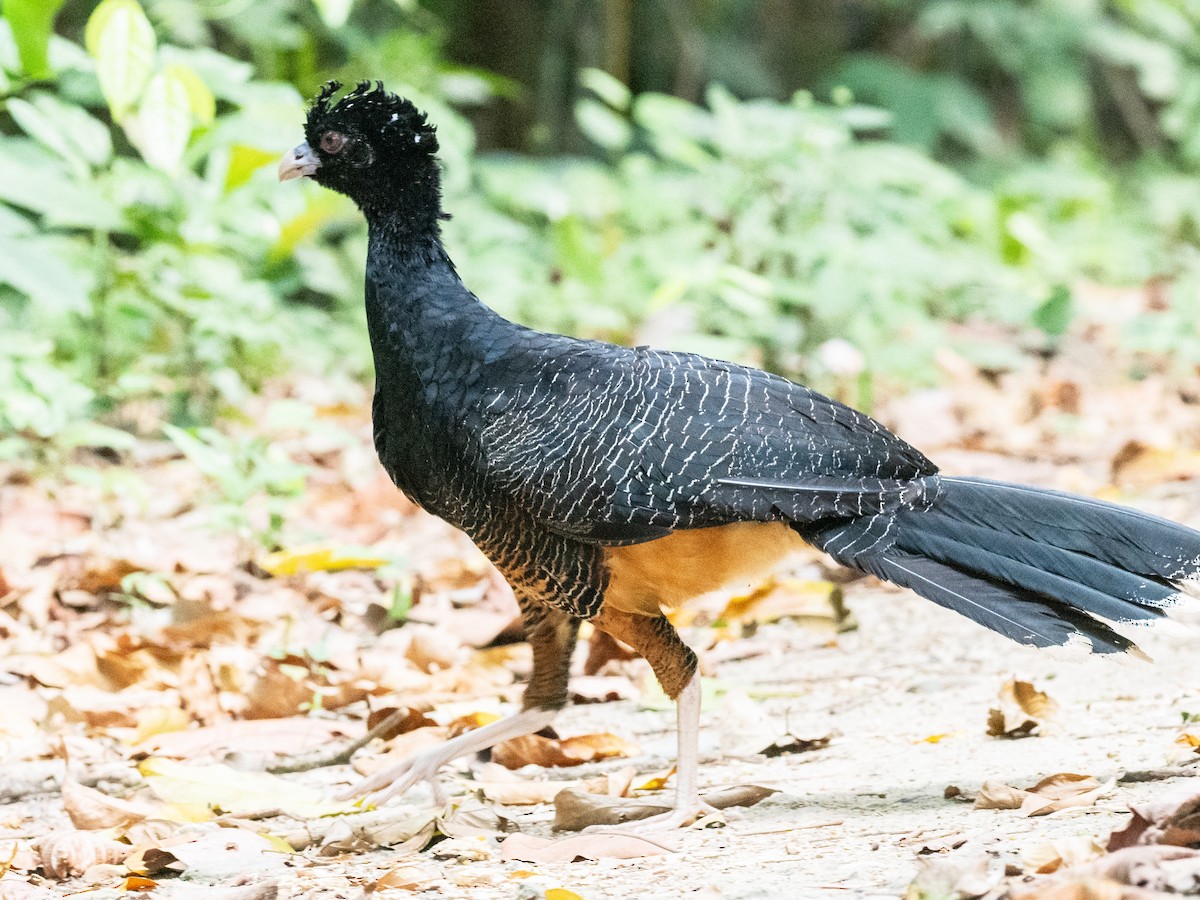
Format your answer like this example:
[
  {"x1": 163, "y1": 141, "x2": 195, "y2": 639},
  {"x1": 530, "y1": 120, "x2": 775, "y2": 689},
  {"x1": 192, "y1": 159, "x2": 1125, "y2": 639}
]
[
  {"x1": 33, "y1": 831, "x2": 129, "y2": 880},
  {"x1": 366, "y1": 707, "x2": 436, "y2": 741},
  {"x1": 62, "y1": 779, "x2": 150, "y2": 830},
  {"x1": 987, "y1": 679, "x2": 1059, "y2": 739},
  {"x1": 492, "y1": 732, "x2": 640, "y2": 770},
  {"x1": 1020, "y1": 774, "x2": 1115, "y2": 817},
  {"x1": 1012, "y1": 878, "x2": 1138, "y2": 900},
  {"x1": 1107, "y1": 793, "x2": 1200, "y2": 851},
  {"x1": 974, "y1": 774, "x2": 1113, "y2": 817},
  {"x1": 498, "y1": 832, "x2": 675, "y2": 863},
  {"x1": 375, "y1": 865, "x2": 439, "y2": 890},
  {"x1": 975, "y1": 781, "x2": 1033, "y2": 810},
  {"x1": 123, "y1": 845, "x2": 185, "y2": 877},
  {"x1": 553, "y1": 784, "x2": 777, "y2": 831}
]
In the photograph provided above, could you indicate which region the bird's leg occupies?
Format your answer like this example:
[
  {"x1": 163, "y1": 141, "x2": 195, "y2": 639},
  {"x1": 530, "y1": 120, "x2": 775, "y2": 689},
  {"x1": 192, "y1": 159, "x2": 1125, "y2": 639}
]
[
  {"x1": 340, "y1": 601, "x2": 579, "y2": 805},
  {"x1": 590, "y1": 607, "x2": 721, "y2": 829}
]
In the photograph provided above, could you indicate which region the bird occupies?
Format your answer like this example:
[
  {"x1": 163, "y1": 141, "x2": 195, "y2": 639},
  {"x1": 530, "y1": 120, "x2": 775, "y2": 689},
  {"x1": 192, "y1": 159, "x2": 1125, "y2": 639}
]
[{"x1": 280, "y1": 80, "x2": 1200, "y2": 828}]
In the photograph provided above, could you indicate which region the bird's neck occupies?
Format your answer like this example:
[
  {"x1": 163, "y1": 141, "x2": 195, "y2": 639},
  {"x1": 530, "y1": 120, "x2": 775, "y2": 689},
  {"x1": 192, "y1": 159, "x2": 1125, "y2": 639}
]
[
  {"x1": 358, "y1": 163, "x2": 444, "y2": 242},
  {"x1": 363, "y1": 227, "x2": 512, "y2": 398}
]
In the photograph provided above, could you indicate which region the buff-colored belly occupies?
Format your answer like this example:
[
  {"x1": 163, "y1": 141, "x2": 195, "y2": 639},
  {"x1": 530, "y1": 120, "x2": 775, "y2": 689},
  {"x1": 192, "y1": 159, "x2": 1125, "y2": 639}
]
[{"x1": 602, "y1": 522, "x2": 806, "y2": 616}]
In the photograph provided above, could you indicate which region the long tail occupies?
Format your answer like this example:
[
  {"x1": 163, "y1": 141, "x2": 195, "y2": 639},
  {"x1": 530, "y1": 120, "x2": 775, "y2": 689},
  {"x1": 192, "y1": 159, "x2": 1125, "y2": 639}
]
[{"x1": 799, "y1": 476, "x2": 1200, "y2": 654}]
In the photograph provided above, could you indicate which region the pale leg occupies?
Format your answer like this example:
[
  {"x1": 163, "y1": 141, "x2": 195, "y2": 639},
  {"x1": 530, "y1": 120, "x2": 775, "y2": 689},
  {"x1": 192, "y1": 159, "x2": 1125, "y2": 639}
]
[{"x1": 339, "y1": 706, "x2": 558, "y2": 804}]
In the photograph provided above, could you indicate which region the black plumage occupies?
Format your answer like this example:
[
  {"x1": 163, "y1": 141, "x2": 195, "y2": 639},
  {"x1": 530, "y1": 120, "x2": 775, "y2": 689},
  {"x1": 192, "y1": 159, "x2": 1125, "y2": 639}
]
[{"x1": 280, "y1": 82, "x2": 1200, "y2": 822}]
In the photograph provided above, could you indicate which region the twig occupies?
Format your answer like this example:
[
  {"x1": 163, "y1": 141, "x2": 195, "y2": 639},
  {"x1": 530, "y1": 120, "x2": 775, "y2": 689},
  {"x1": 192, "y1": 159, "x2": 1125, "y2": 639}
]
[
  {"x1": 1119, "y1": 766, "x2": 1200, "y2": 784},
  {"x1": 266, "y1": 709, "x2": 410, "y2": 775},
  {"x1": 737, "y1": 820, "x2": 843, "y2": 836}
]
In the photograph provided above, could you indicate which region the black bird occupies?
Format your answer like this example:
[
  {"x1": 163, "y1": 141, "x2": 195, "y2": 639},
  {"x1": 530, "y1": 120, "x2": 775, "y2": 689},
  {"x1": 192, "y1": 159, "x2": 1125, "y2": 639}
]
[{"x1": 280, "y1": 81, "x2": 1200, "y2": 827}]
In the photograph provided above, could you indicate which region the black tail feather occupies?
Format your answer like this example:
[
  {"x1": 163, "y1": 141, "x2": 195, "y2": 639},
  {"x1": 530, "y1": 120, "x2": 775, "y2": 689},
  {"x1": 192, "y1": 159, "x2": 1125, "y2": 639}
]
[{"x1": 799, "y1": 476, "x2": 1200, "y2": 655}]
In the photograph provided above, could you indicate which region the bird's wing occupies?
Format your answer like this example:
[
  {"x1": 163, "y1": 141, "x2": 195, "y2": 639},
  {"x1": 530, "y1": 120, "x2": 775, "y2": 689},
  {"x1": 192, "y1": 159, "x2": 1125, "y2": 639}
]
[{"x1": 468, "y1": 343, "x2": 939, "y2": 545}]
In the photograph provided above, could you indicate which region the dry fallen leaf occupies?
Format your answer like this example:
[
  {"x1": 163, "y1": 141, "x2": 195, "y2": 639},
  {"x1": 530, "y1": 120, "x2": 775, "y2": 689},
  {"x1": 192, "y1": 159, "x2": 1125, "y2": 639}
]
[
  {"x1": 760, "y1": 732, "x2": 832, "y2": 757},
  {"x1": 140, "y1": 718, "x2": 362, "y2": 759},
  {"x1": 905, "y1": 852, "x2": 999, "y2": 900},
  {"x1": 987, "y1": 679, "x2": 1060, "y2": 738},
  {"x1": 375, "y1": 864, "x2": 439, "y2": 891},
  {"x1": 975, "y1": 773, "x2": 1114, "y2": 817},
  {"x1": 719, "y1": 577, "x2": 848, "y2": 631},
  {"x1": 492, "y1": 732, "x2": 640, "y2": 770},
  {"x1": 553, "y1": 784, "x2": 777, "y2": 831},
  {"x1": 260, "y1": 543, "x2": 391, "y2": 577},
  {"x1": 1107, "y1": 793, "x2": 1200, "y2": 851},
  {"x1": 498, "y1": 832, "x2": 675, "y2": 863},
  {"x1": 138, "y1": 757, "x2": 358, "y2": 819},
  {"x1": 33, "y1": 831, "x2": 129, "y2": 880},
  {"x1": 62, "y1": 779, "x2": 152, "y2": 829},
  {"x1": 1023, "y1": 836, "x2": 1106, "y2": 875}
]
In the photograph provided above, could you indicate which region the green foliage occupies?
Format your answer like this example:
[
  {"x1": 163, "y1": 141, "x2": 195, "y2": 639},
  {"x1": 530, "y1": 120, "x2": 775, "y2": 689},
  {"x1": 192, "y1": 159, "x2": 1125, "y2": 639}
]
[
  {"x1": 163, "y1": 423, "x2": 308, "y2": 553},
  {"x1": 447, "y1": 82, "x2": 1035, "y2": 394}
]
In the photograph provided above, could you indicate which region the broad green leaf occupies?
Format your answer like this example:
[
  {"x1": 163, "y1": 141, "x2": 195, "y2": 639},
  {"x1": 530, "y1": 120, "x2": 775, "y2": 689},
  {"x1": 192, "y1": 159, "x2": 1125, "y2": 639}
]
[
  {"x1": 6, "y1": 93, "x2": 113, "y2": 170},
  {"x1": 574, "y1": 98, "x2": 632, "y2": 152},
  {"x1": 163, "y1": 63, "x2": 215, "y2": 125},
  {"x1": 1032, "y1": 285, "x2": 1074, "y2": 337},
  {"x1": 312, "y1": 0, "x2": 353, "y2": 28},
  {"x1": 0, "y1": 141, "x2": 124, "y2": 230},
  {"x1": 129, "y1": 66, "x2": 192, "y2": 174},
  {"x1": 580, "y1": 67, "x2": 631, "y2": 111},
  {"x1": 3, "y1": 0, "x2": 66, "y2": 79},
  {"x1": 85, "y1": 0, "x2": 156, "y2": 121}
]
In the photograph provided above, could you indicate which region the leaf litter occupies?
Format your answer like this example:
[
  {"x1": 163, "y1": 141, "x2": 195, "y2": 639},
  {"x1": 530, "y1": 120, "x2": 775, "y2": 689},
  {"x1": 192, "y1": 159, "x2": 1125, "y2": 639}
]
[{"x1": 7, "y1": 315, "x2": 1200, "y2": 896}]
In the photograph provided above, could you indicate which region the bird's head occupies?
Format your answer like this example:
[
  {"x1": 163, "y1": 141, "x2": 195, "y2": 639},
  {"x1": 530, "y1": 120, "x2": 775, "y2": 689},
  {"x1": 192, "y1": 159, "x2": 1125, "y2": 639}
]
[{"x1": 279, "y1": 81, "x2": 441, "y2": 223}]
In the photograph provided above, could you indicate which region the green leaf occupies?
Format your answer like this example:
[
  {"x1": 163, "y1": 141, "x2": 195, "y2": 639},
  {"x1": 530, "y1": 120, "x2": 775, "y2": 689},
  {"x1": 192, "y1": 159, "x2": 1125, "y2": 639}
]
[
  {"x1": 128, "y1": 66, "x2": 192, "y2": 174},
  {"x1": 580, "y1": 67, "x2": 631, "y2": 111},
  {"x1": 0, "y1": 139, "x2": 124, "y2": 229},
  {"x1": 85, "y1": 0, "x2": 156, "y2": 122},
  {"x1": 6, "y1": 93, "x2": 113, "y2": 170},
  {"x1": 575, "y1": 98, "x2": 632, "y2": 152},
  {"x1": 1032, "y1": 285, "x2": 1074, "y2": 337},
  {"x1": 3, "y1": 0, "x2": 66, "y2": 79},
  {"x1": 163, "y1": 62, "x2": 215, "y2": 125},
  {"x1": 312, "y1": 0, "x2": 353, "y2": 28}
]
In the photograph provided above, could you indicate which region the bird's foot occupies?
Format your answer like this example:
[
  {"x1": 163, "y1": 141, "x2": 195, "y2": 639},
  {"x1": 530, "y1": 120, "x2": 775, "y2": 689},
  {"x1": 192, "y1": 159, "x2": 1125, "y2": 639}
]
[{"x1": 336, "y1": 747, "x2": 453, "y2": 806}]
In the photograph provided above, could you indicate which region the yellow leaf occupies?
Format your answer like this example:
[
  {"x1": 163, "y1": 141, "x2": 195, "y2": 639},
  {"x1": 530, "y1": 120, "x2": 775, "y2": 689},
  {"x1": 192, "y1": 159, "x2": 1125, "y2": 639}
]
[
  {"x1": 546, "y1": 890, "x2": 583, "y2": 900},
  {"x1": 225, "y1": 144, "x2": 278, "y2": 191},
  {"x1": 134, "y1": 706, "x2": 189, "y2": 744},
  {"x1": 138, "y1": 757, "x2": 357, "y2": 819},
  {"x1": 635, "y1": 766, "x2": 675, "y2": 792},
  {"x1": 916, "y1": 733, "x2": 954, "y2": 744},
  {"x1": 720, "y1": 578, "x2": 842, "y2": 628},
  {"x1": 260, "y1": 543, "x2": 392, "y2": 577}
]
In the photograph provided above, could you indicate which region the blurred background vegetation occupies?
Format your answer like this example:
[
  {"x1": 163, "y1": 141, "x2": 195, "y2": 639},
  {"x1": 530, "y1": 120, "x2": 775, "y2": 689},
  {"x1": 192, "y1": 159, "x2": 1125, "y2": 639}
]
[{"x1": 2, "y1": 0, "x2": 1200, "y2": 470}]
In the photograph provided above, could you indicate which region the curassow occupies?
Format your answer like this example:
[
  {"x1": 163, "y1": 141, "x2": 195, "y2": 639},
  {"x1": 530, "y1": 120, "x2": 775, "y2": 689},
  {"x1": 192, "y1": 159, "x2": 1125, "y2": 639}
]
[{"x1": 280, "y1": 81, "x2": 1200, "y2": 828}]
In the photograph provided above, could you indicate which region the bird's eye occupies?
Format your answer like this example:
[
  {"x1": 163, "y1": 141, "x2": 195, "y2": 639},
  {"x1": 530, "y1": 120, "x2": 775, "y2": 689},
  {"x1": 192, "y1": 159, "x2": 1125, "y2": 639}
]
[{"x1": 320, "y1": 131, "x2": 347, "y2": 154}]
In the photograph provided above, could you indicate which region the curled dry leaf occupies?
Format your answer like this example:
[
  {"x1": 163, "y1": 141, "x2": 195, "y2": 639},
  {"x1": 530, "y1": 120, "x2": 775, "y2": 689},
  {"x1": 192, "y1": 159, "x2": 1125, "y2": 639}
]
[
  {"x1": 553, "y1": 784, "x2": 777, "y2": 832},
  {"x1": 33, "y1": 831, "x2": 129, "y2": 880},
  {"x1": 760, "y1": 732, "x2": 832, "y2": 757},
  {"x1": 492, "y1": 732, "x2": 640, "y2": 770},
  {"x1": 1107, "y1": 793, "x2": 1200, "y2": 851},
  {"x1": 1022, "y1": 837, "x2": 1106, "y2": 875},
  {"x1": 62, "y1": 779, "x2": 152, "y2": 830},
  {"x1": 987, "y1": 679, "x2": 1059, "y2": 739},
  {"x1": 499, "y1": 832, "x2": 675, "y2": 863},
  {"x1": 975, "y1": 773, "x2": 1114, "y2": 817},
  {"x1": 375, "y1": 864, "x2": 439, "y2": 891}
]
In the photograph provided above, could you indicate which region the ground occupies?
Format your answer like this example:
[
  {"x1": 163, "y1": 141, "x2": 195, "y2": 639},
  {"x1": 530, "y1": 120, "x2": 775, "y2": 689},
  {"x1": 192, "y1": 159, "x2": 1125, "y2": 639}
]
[{"x1": 4, "y1": 304, "x2": 1200, "y2": 899}]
